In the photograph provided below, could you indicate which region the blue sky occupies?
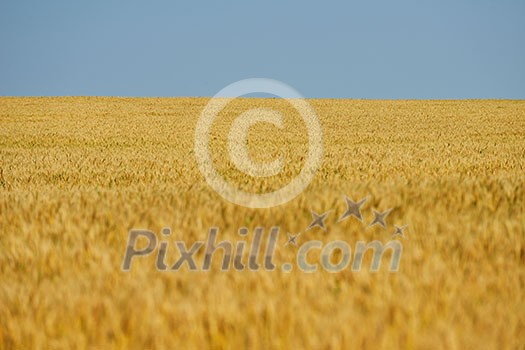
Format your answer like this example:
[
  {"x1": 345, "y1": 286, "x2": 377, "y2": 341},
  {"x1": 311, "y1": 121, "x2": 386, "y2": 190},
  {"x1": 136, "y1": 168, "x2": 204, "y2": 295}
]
[{"x1": 1, "y1": 0, "x2": 524, "y2": 98}]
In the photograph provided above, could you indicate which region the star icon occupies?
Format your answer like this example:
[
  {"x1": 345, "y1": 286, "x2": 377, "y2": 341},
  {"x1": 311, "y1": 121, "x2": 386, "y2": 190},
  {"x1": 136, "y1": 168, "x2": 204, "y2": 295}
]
[
  {"x1": 368, "y1": 208, "x2": 392, "y2": 229},
  {"x1": 285, "y1": 232, "x2": 300, "y2": 246},
  {"x1": 392, "y1": 224, "x2": 408, "y2": 238},
  {"x1": 307, "y1": 210, "x2": 331, "y2": 231},
  {"x1": 338, "y1": 196, "x2": 367, "y2": 223}
]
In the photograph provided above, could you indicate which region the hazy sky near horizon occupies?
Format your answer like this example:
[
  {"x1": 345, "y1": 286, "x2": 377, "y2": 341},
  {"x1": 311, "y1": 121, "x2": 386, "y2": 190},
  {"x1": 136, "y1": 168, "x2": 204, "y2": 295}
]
[{"x1": 1, "y1": 0, "x2": 524, "y2": 99}]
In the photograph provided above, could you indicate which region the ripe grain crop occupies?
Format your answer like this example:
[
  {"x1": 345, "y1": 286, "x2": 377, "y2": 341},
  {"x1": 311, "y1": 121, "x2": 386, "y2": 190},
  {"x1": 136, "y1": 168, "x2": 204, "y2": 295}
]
[{"x1": 0, "y1": 97, "x2": 524, "y2": 349}]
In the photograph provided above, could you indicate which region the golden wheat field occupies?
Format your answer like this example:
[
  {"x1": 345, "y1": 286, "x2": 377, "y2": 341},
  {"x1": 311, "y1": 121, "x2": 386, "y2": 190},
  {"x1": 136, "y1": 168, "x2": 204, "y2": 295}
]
[{"x1": 0, "y1": 97, "x2": 524, "y2": 349}]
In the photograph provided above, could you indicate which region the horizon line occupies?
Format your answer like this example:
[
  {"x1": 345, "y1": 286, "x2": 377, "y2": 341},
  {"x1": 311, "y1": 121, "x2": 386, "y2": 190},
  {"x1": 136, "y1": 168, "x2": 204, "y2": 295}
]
[{"x1": 1, "y1": 95, "x2": 524, "y2": 101}]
